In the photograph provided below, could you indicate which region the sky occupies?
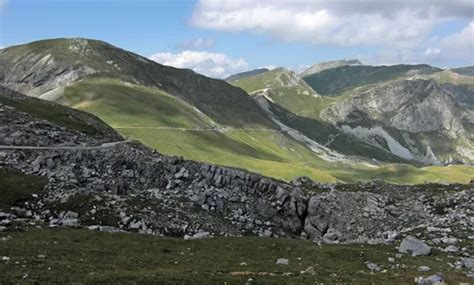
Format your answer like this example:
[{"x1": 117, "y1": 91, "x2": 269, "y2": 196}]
[{"x1": 0, "y1": 0, "x2": 473, "y2": 78}]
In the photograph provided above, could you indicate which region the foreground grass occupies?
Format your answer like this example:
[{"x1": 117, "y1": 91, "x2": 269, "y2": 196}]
[
  {"x1": 0, "y1": 168, "x2": 47, "y2": 211},
  {"x1": 0, "y1": 228, "x2": 471, "y2": 284}
]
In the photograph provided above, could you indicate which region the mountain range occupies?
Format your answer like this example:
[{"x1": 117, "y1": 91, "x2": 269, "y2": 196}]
[{"x1": 0, "y1": 38, "x2": 473, "y2": 184}]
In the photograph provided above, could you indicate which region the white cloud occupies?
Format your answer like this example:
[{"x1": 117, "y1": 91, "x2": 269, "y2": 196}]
[
  {"x1": 440, "y1": 21, "x2": 474, "y2": 50},
  {"x1": 176, "y1": 37, "x2": 215, "y2": 50},
  {"x1": 424, "y1": 47, "x2": 441, "y2": 56},
  {"x1": 191, "y1": 0, "x2": 474, "y2": 66},
  {"x1": 149, "y1": 50, "x2": 248, "y2": 78},
  {"x1": 191, "y1": 0, "x2": 472, "y2": 48}
]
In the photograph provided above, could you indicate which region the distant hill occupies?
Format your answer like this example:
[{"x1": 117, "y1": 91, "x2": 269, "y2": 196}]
[
  {"x1": 226, "y1": 68, "x2": 269, "y2": 82},
  {"x1": 303, "y1": 64, "x2": 440, "y2": 96},
  {"x1": 450, "y1": 66, "x2": 474, "y2": 77},
  {"x1": 299, "y1": 59, "x2": 362, "y2": 77}
]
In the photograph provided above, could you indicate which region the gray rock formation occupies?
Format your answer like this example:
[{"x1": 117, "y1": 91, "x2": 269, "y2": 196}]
[{"x1": 321, "y1": 79, "x2": 473, "y2": 163}]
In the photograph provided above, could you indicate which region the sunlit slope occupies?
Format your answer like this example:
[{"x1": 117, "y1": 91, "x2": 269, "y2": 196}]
[{"x1": 57, "y1": 78, "x2": 474, "y2": 184}]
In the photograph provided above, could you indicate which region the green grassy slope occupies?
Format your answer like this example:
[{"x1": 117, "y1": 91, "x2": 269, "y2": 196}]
[
  {"x1": 421, "y1": 70, "x2": 474, "y2": 85},
  {"x1": 0, "y1": 86, "x2": 122, "y2": 141},
  {"x1": 303, "y1": 64, "x2": 440, "y2": 96},
  {"x1": 3, "y1": 39, "x2": 471, "y2": 184},
  {"x1": 1, "y1": 228, "x2": 472, "y2": 284},
  {"x1": 0, "y1": 38, "x2": 274, "y2": 128},
  {"x1": 226, "y1": 68, "x2": 269, "y2": 82},
  {"x1": 58, "y1": 78, "x2": 474, "y2": 184},
  {"x1": 232, "y1": 68, "x2": 317, "y2": 99}
]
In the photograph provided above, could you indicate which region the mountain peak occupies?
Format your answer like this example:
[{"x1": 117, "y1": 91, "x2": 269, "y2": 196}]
[
  {"x1": 300, "y1": 59, "x2": 362, "y2": 77},
  {"x1": 225, "y1": 68, "x2": 270, "y2": 82}
]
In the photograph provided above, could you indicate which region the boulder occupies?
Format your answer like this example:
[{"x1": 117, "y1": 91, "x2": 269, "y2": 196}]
[
  {"x1": 184, "y1": 232, "x2": 210, "y2": 240},
  {"x1": 462, "y1": 257, "x2": 474, "y2": 270},
  {"x1": 399, "y1": 236, "x2": 432, "y2": 256},
  {"x1": 275, "y1": 258, "x2": 289, "y2": 265},
  {"x1": 417, "y1": 273, "x2": 444, "y2": 285}
]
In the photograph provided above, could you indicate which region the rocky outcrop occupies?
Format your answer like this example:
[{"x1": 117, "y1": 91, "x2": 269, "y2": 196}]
[
  {"x1": 302, "y1": 182, "x2": 473, "y2": 244},
  {"x1": 321, "y1": 79, "x2": 473, "y2": 163},
  {"x1": 0, "y1": 39, "x2": 96, "y2": 96}
]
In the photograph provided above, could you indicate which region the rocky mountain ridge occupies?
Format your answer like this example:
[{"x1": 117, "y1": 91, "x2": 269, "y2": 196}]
[
  {"x1": 321, "y1": 79, "x2": 473, "y2": 163},
  {"x1": 0, "y1": 38, "x2": 273, "y2": 128},
  {"x1": 299, "y1": 59, "x2": 362, "y2": 77}
]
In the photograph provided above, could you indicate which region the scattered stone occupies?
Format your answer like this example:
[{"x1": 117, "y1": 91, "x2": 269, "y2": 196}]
[
  {"x1": 275, "y1": 258, "x2": 289, "y2": 265},
  {"x1": 462, "y1": 258, "x2": 474, "y2": 270},
  {"x1": 300, "y1": 266, "x2": 316, "y2": 275},
  {"x1": 417, "y1": 273, "x2": 444, "y2": 285},
  {"x1": 87, "y1": 225, "x2": 122, "y2": 233},
  {"x1": 399, "y1": 236, "x2": 432, "y2": 256},
  {"x1": 444, "y1": 245, "x2": 458, "y2": 253},
  {"x1": 419, "y1": 266, "x2": 431, "y2": 272},
  {"x1": 184, "y1": 232, "x2": 210, "y2": 240},
  {"x1": 366, "y1": 262, "x2": 381, "y2": 272}
]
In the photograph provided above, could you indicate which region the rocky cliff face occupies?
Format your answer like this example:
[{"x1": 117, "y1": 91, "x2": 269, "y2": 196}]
[
  {"x1": 1, "y1": 87, "x2": 473, "y2": 246},
  {"x1": 321, "y1": 79, "x2": 473, "y2": 163},
  {"x1": 323, "y1": 79, "x2": 465, "y2": 136}
]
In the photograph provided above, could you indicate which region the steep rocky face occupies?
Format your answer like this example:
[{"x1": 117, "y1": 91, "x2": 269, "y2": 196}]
[
  {"x1": 321, "y1": 79, "x2": 473, "y2": 163},
  {"x1": 323, "y1": 80, "x2": 464, "y2": 135},
  {"x1": 299, "y1": 59, "x2": 362, "y2": 77},
  {"x1": 442, "y1": 83, "x2": 474, "y2": 108}
]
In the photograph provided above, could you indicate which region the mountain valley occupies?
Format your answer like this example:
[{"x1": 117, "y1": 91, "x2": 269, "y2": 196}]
[{"x1": 0, "y1": 37, "x2": 473, "y2": 284}]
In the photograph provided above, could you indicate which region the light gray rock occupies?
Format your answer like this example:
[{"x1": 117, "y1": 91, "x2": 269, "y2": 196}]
[
  {"x1": 417, "y1": 273, "x2": 444, "y2": 285},
  {"x1": 444, "y1": 245, "x2": 458, "y2": 253},
  {"x1": 367, "y1": 262, "x2": 381, "y2": 271},
  {"x1": 399, "y1": 236, "x2": 432, "y2": 256},
  {"x1": 462, "y1": 258, "x2": 474, "y2": 270},
  {"x1": 184, "y1": 232, "x2": 210, "y2": 240},
  {"x1": 275, "y1": 258, "x2": 289, "y2": 265},
  {"x1": 419, "y1": 266, "x2": 431, "y2": 272}
]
